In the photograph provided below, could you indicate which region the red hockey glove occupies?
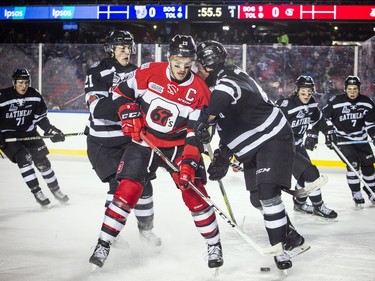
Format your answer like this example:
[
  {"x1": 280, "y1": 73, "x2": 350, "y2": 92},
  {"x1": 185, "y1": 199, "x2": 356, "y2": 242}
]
[
  {"x1": 118, "y1": 103, "x2": 144, "y2": 142},
  {"x1": 172, "y1": 158, "x2": 199, "y2": 191}
]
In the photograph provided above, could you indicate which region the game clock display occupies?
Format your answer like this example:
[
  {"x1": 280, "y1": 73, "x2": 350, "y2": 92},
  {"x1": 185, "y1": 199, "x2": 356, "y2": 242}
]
[{"x1": 187, "y1": 5, "x2": 237, "y2": 20}]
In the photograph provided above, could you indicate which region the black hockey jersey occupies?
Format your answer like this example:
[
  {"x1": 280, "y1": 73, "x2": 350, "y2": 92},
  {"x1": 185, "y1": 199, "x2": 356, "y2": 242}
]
[
  {"x1": 322, "y1": 93, "x2": 375, "y2": 141},
  {"x1": 0, "y1": 86, "x2": 51, "y2": 138},
  {"x1": 206, "y1": 64, "x2": 292, "y2": 162},
  {"x1": 276, "y1": 95, "x2": 330, "y2": 147},
  {"x1": 84, "y1": 57, "x2": 137, "y2": 147}
]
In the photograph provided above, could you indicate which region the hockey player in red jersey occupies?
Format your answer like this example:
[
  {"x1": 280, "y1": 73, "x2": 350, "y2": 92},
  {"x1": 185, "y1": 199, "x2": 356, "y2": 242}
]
[
  {"x1": 0, "y1": 69, "x2": 69, "y2": 207},
  {"x1": 89, "y1": 35, "x2": 223, "y2": 269},
  {"x1": 84, "y1": 30, "x2": 161, "y2": 246}
]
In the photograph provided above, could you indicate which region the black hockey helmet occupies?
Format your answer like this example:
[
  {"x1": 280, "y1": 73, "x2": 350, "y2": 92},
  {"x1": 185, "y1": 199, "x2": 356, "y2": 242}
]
[
  {"x1": 104, "y1": 30, "x2": 136, "y2": 56},
  {"x1": 292, "y1": 75, "x2": 314, "y2": 96},
  {"x1": 12, "y1": 69, "x2": 31, "y2": 83},
  {"x1": 296, "y1": 75, "x2": 315, "y2": 89},
  {"x1": 196, "y1": 40, "x2": 227, "y2": 70},
  {"x1": 344, "y1": 75, "x2": 361, "y2": 90},
  {"x1": 168, "y1": 34, "x2": 196, "y2": 59}
]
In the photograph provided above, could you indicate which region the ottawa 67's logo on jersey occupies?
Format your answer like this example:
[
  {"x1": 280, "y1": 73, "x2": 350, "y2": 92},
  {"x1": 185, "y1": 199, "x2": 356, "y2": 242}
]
[{"x1": 146, "y1": 98, "x2": 179, "y2": 133}]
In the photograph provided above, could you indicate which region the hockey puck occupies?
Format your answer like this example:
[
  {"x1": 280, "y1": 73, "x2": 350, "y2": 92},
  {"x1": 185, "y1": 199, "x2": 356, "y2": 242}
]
[{"x1": 260, "y1": 267, "x2": 271, "y2": 272}]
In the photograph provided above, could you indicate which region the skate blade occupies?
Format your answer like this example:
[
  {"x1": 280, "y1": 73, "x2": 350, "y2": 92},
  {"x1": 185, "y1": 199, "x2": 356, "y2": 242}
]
[
  {"x1": 354, "y1": 203, "x2": 365, "y2": 209},
  {"x1": 213, "y1": 268, "x2": 220, "y2": 278},
  {"x1": 91, "y1": 264, "x2": 100, "y2": 273},
  {"x1": 313, "y1": 215, "x2": 338, "y2": 222},
  {"x1": 281, "y1": 269, "x2": 288, "y2": 277}
]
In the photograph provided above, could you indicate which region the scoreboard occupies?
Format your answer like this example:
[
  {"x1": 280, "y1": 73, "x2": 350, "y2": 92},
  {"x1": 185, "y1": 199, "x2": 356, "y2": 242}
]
[
  {"x1": 0, "y1": 4, "x2": 374, "y2": 21},
  {"x1": 238, "y1": 5, "x2": 375, "y2": 20}
]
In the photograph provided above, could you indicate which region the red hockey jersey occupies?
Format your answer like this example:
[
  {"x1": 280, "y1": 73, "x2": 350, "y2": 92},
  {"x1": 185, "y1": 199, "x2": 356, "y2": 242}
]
[{"x1": 112, "y1": 62, "x2": 210, "y2": 161}]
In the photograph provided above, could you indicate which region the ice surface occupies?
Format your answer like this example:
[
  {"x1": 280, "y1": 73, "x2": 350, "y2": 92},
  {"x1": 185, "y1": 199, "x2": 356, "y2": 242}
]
[{"x1": 0, "y1": 155, "x2": 374, "y2": 281}]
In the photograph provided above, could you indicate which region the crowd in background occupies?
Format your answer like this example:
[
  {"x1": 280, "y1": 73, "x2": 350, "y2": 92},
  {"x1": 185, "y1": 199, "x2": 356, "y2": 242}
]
[
  {"x1": 2, "y1": 40, "x2": 373, "y2": 112},
  {"x1": 0, "y1": 21, "x2": 374, "y2": 46}
]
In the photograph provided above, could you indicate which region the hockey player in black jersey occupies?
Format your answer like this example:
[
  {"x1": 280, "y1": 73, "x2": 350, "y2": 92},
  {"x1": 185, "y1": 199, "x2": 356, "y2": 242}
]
[
  {"x1": 84, "y1": 30, "x2": 161, "y2": 249},
  {"x1": 276, "y1": 75, "x2": 337, "y2": 219},
  {"x1": 0, "y1": 69, "x2": 69, "y2": 207},
  {"x1": 322, "y1": 76, "x2": 375, "y2": 206},
  {"x1": 195, "y1": 41, "x2": 312, "y2": 270}
]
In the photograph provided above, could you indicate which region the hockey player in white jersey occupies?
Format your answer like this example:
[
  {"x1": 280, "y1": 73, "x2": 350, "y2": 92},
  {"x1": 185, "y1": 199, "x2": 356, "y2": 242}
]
[
  {"x1": 276, "y1": 75, "x2": 337, "y2": 219},
  {"x1": 0, "y1": 69, "x2": 69, "y2": 207},
  {"x1": 194, "y1": 40, "x2": 310, "y2": 270},
  {"x1": 322, "y1": 76, "x2": 375, "y2": 206},
  {"x1": 84, "y1": 30, "x2": 161, "y2": 247}
]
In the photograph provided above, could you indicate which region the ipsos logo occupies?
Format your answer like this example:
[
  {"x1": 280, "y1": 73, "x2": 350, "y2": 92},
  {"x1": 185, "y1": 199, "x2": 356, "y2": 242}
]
[
  {"x1": 51, "y1": 7, "x2": 74, "y2": 19},
  {"x1": 4, "y1": 8, "x2": 26, "y2": 19}
]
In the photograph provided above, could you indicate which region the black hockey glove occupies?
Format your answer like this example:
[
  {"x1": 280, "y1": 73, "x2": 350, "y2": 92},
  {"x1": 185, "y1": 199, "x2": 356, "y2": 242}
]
[
  {"x1": 304, "y1": 129, "x2": 319, "y2": 151},
  {"x1": 45, "y1": 126, "x2": 65, "y2": 143},
  {"x1": 325, "y1": 128, "x2": 337, "y2": 150},
  {"x1": 195, "y1": 106, "x2": 217, "y2": 144},
  {"x1": 207, "y1": 145, "x2": 232, "y2": 181},
  {"x1": 0, "y1": 133, "x2": 5, "y2": 148}
]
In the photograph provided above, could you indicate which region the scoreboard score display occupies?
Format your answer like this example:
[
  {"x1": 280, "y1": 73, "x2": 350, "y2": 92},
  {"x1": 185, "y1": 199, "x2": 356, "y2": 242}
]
[{"x1": 238, "y1": 5, "x2": 375, "y2": 20}]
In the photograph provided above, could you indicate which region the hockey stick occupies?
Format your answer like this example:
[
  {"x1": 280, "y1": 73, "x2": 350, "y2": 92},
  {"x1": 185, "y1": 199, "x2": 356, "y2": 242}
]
[
  {"x1": 205, "y1": 144, "x2": 238, "y2": 224},
  {"x1": 5, "y1": 132, "x2": 85, "y2": 143},
  {"x1": 229, "y1": 161, "x2": 328, "y2": 197},
  {"x1": 140, "y1": 132, "x2": 283, "y2": 256},
  {"x1": 332, "y1": 143, "x2": 375, "y2": 198},
  {"x1": 337, "y1": 140, "x2": 371, "y2": 146}
]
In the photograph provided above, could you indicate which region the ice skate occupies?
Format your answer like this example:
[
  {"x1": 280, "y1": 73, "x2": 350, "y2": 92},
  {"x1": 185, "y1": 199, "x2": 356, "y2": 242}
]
[
  {"x1": 139, "y1": 230, "x2": 162, "y2": 247},
  {"x1": 89, "y1": 239, "x2": 110, "y2": 268},
  {"x1": 362, "y1": 187, "x2": 375, "y2": 206},
  {"x1": 313, "y1": 203, "x2": 338, "y2": 220},
  {"x1": 207, "y1": 242, "x2": 223, "y2": 268},
  {"x1": 274, "y1": 252, "x2": 292, "y2": 271},
  {"x1": 33, "y1": 189, "x2": 51, "y2": 207},
  {"x1": 352, "y1": 191, "x2": 365, "y2": 208},
  {"x1": 293, "y1": 198, "x2": 313, "y2": 215},
  {"x1": 50, "y1": 187, "x2": 69, "y2": 203},
  {"x1": 284, "y1": 225, "x2": 310, "y2": 258}
]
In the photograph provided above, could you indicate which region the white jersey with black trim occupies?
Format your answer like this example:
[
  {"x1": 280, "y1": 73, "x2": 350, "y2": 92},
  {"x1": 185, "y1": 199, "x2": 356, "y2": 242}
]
[
  {"x1": 0, "y1": 86, "x2": 49, "y2": 138},
  {"x1": 206, "y1": 64, "x2": 292, "y2": 162},
  {"x1": 84, "y1": 57, "x2": 137, "y2": 147},
  {"x1": 322, "y1": 93, "x2": 375, "y2": 141},
  {"x1": 276, "y1": 95, "x2": 330, "y2": 148}
]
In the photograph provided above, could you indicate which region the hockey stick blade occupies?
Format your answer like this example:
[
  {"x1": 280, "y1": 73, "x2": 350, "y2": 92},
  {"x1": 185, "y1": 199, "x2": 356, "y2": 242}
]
[
  {"x1": 5, "y1": 132, "x2": 85, "y2": 143},
  {"x1": 286, "y1": 242, "x2": 311, "y2": 259},
  {"x1": 294, "y1": 174, "x2": 328, "y2": 197},
  {"x1": 140, "y1": 132, "x2": 283, "y2": 256}
]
